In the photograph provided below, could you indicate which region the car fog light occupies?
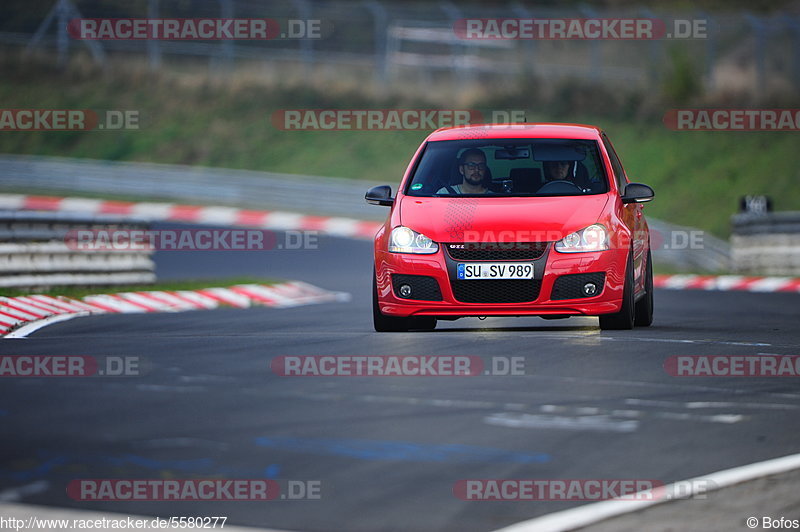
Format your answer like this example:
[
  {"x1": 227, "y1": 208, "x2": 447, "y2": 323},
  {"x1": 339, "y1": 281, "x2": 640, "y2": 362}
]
[
  {"x1": 399, "y1": 284, "x2": 412, "y2": 297},
  {"x1": 583, "y1": 283, "x2": 597, "y2": 296}
]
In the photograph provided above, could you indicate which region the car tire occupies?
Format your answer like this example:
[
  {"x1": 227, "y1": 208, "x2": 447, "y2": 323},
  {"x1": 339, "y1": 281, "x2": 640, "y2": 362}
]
[
  {"x1": 372, "y1": 270, "x2": 437, "y2": 332},
  {"x1": 634, "y1": 249, "x2": 654, "y2": 327},
  {"x1": 599, "y1": 251, "x2": 635, "y2": 330}
]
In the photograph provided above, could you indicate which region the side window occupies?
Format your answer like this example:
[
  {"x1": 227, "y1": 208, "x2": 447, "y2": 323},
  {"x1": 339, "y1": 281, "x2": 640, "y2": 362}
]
[{"x1": 601, "y1": 134, "x2": 627, "y2": 194}]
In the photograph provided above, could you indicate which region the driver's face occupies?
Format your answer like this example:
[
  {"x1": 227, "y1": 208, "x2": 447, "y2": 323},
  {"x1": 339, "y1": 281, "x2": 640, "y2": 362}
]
[
  {"x1": 545, "y1": 161, "x2": 570, "y2": 180},
  {"x1": 460, "y1": 155, "x2": 487, "y2": 186}
]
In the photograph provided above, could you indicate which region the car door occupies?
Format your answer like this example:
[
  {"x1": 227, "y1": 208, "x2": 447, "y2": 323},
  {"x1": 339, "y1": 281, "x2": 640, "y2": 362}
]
[{"x1": 601, "y1": 133, "x2": 646, "y2": 292}]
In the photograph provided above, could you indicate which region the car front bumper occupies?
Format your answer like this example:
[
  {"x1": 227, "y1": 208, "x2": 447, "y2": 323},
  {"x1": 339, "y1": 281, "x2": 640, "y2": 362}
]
[{"x1": 375, "y1": 244, "x2": 628, "y2": 318}]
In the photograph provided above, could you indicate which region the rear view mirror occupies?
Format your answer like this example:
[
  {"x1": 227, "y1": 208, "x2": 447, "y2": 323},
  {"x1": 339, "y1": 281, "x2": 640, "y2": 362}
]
[
  {"x1": 365, "y1": 185, "x2": 394, "y2": 206},
  {"x1": 621, "y1": 183, "x2": 655, "y2": 204},
  {"x1": 532, "y1": 142, "x2": 587, "y2": 162},
  {"x1": 495, "y1": 147, "x2": 530, "y2": 160}
]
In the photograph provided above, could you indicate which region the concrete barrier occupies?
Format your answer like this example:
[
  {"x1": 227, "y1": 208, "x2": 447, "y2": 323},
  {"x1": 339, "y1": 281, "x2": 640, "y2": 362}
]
[
  {"x1": 731, "y1": 212, "x2": 800, "y2": 275},
  {"x1": 0, "y1": 210, "x2": 154, "y2": 290}
]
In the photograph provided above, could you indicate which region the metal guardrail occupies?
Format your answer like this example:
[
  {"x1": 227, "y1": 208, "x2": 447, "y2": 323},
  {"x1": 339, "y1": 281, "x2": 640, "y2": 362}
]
[
  {"x1": 0, "y1": 153, "x2": 383, "y2": 221},
  {"x1": 0, "y1": 210, "x2": 154, "y2": 289},
  {"x1": 648, "y1": 218, "x2": 730, "y2": 273},
  {"x1": 731, "y1": 212, "x2": 800, "y2": 275}
]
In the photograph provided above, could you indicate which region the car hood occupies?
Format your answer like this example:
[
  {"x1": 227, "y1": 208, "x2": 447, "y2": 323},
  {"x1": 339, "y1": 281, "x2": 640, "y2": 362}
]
[{"x1": 398, "y1": 195, "x2": 610, "y2": 243}]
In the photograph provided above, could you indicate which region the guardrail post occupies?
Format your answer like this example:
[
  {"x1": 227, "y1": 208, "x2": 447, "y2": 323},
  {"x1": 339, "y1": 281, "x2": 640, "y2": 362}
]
[
  {"x1": 512, "y1": 3, "x2": 535, "y2": 78},
  {"x1": 216, "y1": 0, "x2": 235, "y2": 71},
  {"x1": 579, "y1": 4, "x2": 601, "y2": 82},
  {"x1": 289, "y1": 0, "x2": 314, "y2": 76},
  {"x1": 745, "y1": 13, "x2": 767, "y2": 101},
  {"x1": 363, "y1": 0, "x2": 389, "y2": 87},
  {"x1": 700, "y1": 12, "x2": 716, "y2": 91},
  {"x1": 147, "y1": 0, "x2": 162, "y2": 70},
  {"x1": 640, "y1": 8, "x2": 663, "y2": 88},
  {"x1": 25, "y1": 0, "x2": 106, "y2": 66},
  {"x1": 440, "y1": 1, "x2": 470, "y2": 87}
]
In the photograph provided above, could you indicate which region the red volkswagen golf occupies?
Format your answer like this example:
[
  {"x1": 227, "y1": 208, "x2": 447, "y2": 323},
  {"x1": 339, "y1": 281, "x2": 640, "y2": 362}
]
[{"x1": 366, "y1": 123, "x2": 654, "y2": 332}]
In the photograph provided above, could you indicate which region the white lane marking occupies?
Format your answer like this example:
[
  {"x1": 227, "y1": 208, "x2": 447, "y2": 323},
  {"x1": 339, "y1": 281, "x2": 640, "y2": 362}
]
[
  {"x1": 0, "y1": 502, "x2": 290, "y2": 532},
  {"x1": 534, "y1": 375, "x2": 800, "y2": 401},
  {"x1": 0, "y1": 481, "x2": 49, "y2": 502},
  {"x1": 4, "y1": 313, "x2": 89, "y2": 339},
  {"x1": 655, "y1": 412, "x2": 745, "y2": 424},
  {"x1": 600, "y1": 336, "x2": 773, "y2": 347},
  {"x1": 626, "y1": 398, "x2": 800, "y2": 411},
  {"x1": 492, "y1": 451, "x2": 800, "y2": 532},
  {"x1": 484, "y1": 413, "x2": 639, "y2": 433}
]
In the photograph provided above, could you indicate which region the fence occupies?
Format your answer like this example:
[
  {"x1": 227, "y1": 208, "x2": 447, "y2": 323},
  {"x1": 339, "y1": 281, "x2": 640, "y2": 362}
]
[
  {"x1": 2, "y1": 0, "x2": 798, "y2": 98},
  {"x1": 0, "y1": 210, "x2": 155, "y2": 289},
  {"x1": 731, "y1": 212, "x2": 800, "y2": 275}
]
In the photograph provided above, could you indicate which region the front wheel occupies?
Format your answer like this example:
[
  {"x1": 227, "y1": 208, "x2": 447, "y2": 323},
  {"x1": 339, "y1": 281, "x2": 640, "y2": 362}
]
[
  {"x1": 599, "y1": 252, "x2": 635, "y2": 330},
  {"x1": 373, "y1": 271, "x2": 436, "y2": 332}
]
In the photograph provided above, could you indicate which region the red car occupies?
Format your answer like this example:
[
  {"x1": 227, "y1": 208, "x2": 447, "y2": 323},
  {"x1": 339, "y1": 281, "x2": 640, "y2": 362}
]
[{"x1": 366, "y1": 123, "x2": 654, "y2": 332}]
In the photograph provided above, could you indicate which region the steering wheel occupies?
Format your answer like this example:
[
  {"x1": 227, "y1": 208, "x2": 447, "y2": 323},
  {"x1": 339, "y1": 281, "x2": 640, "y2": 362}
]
[{"x1": 537, "y1": 180, "x2": 582, "y2": 194}]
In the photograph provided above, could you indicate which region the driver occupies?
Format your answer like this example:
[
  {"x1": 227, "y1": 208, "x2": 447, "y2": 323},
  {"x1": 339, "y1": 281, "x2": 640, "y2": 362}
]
[
  {"x1": 438, "y1": 148, "x2": 492, "y2": 194},
  {"x1": 543, "y1": 160, "x2": 592, "y2": 191},
  {"x1": 543, "y1": 160, "x2": 573, "y2": 182}
]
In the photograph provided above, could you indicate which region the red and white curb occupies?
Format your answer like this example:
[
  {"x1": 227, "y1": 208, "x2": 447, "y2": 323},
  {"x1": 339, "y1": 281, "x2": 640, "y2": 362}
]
[
  {"x1": 0, "y1": 193, "x2": 382, "y2": 240},
  {"x1": 3, "y1": 194, "x2": 800, "y2": 295},
  {"x1": 0, "y1": 281, "x2": 350, "y2": 338},
  {"x1": 654, "y1": 274, "x2": 800, "y2": 293}
]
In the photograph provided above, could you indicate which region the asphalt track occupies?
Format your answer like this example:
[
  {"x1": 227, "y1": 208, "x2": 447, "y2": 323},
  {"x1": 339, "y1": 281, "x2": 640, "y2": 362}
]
[{"x1": 2, "y1": 223, "x2": 800, "y2": 532}]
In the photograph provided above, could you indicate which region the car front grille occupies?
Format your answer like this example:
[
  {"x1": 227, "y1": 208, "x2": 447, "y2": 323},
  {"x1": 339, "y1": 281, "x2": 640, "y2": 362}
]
[
  {"x1": 450, "y1": 279, "x2": 542, "y2": 303},
  {"x1": 446, "y1": 242, "x2": 548, "y2": 261}
]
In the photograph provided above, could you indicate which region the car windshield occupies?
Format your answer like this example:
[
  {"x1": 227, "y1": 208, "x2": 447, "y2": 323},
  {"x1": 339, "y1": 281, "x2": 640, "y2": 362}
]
[{"x1": 405, "y1": 138, "x2": 609, "y2": 197}]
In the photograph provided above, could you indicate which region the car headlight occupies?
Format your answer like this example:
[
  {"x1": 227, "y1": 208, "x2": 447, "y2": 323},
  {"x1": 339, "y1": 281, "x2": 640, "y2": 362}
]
[
  {"x1": 389, "y1": 226, "x2": 438, "y2": 254},
  {"x1": 555, "y1": 224, "x2": 608, "y2": 253}
]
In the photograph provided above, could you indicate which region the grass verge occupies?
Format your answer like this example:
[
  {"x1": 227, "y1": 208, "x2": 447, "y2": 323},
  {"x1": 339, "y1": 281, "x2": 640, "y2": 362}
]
[
  {"x1": 3, "y1": 277, "x2": 279, "y2": 300},
  {"x1": 2, "y1": 54, "x2": 799, "y2": 239}
]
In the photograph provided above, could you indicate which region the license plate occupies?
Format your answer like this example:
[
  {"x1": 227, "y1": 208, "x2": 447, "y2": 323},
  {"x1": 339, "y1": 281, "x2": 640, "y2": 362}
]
[{"x1": 457, "y1": 263, "x2": 534, "y2": 280}]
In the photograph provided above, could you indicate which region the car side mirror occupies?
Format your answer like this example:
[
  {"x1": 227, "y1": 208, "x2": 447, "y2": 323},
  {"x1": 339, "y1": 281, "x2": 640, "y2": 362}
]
[
  {"x1": 621, "y1": 183, "x2": 654, "y2": 204},
  {"x1": 365, "y1": 185, "x2": 394, "y2": 206}
]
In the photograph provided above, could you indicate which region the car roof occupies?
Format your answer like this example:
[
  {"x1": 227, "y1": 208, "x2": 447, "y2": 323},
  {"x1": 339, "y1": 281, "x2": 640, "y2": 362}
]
[{"x1": 427, "y1": 123, "x2": 604, "y2": 141}]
